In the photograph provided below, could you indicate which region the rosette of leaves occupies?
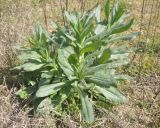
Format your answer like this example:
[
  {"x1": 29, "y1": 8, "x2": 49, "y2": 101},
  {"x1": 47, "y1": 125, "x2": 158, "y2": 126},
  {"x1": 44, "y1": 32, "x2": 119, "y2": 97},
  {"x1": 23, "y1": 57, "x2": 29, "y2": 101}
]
[{"x1": 14, "y1": 0, "x2": 139, "y2": 124}]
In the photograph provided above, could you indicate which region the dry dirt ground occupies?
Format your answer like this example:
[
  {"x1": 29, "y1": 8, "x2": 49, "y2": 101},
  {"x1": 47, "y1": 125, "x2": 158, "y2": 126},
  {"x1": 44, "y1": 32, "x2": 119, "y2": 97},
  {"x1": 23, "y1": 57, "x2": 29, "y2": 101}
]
[
  {"x1": 0, "y1": 0, "x2": 160, "y2": 128},
  {"x1": 0, "y1": 73, "x2": 159, "y2": 128}
]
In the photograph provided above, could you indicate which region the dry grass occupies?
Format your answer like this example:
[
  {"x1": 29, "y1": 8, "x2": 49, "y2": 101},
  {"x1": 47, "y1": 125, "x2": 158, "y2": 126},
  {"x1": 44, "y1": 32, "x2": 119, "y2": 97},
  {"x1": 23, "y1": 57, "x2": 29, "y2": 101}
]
[
  {"x1": 0, "y1": 0, "x2": 160, "y2": 128},
  {"x1": 0, "y1": 85, "x2": 56, "y2": 128}
]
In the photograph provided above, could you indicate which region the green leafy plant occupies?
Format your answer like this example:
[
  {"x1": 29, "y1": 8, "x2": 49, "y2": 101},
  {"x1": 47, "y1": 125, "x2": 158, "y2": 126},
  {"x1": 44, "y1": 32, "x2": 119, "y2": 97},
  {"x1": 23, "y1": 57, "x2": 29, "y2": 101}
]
[{"x1": 14, "y1": 0, "x2": 139, "y2": 124}]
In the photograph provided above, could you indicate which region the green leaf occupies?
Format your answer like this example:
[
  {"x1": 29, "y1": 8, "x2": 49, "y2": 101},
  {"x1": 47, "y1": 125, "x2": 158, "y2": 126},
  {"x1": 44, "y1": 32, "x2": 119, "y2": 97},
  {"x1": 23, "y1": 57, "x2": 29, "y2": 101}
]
[
  {"x1": 97, "y1": 49, "x2": 111, "y2": 64},
  {"x1": 106, "y1": 58, "x2": 130, "y2": 67},
  {"x1": 16, "y1": 86, "x2": 37, "y2": 99},
  {"x1": 84, "y1": 30, "x2": 111, "y2": 44},
  {"x1": 65, "y1": 12, "x2": 77, "y2": 25},
  {"x1": 58, "y1": 47, "x2": 75, "y2": 78},
  {"x1": 95, "y1": 86, "x2": 127, "y2": 103},
  {"x1": 80, "y1": 41, "x2": 102, "y2": 55},
  {"x1": 36, "y1": 98, "x2": 54, "y2": 116},
  {"x1": 38, "y1": 78, "x2": 52, "y2": 87},
  {"x1": 64, "y1": 33, "x2": 76, "y2": 41},
  {"x1": 68, "y1": 54, "x2": 78, "y2": 65},
  {"x1": 18, "y1": 51, "x2": 41, "y2": 62},
  {"x1": 35, "y1": 21, "x2": 42, "y2": 40},
  {"x1": 85, "y1": 69, "x2": 116, "y2": 87},
  {"x1": 79, "y1": 90, "x2": 94, "y2": 124},
  {"x1": 105, "y1": 0, "x2": 110, "y2": 22},
  {"x1": 41, "y1": 71, "x2": 53, "y2": 79},
  {"x1": 109, "y1": 45, "x2": 132, "y2": 60},
  {"x1": 111, "y1": 3, "x2": 124, "y2": 25},
  {"x1": 14, "y1": 63, "x2": 44, "y2": 72},
  {"x1": 85, "y1": 51, "x2": 101, "y2": 60},
  {"x1": 86, "y1": 58, "x2": 130, "y2": 74},
  {"x1": 65, "y1": 12, "x2": 80, "y2": 37},
  {"x1": 52, "y1": 85, "x2": 71, "y2": 109},
  {"x1": 94, "y1": 5, "x2": 101, "y2": 22},
  {"x1": 110, "y1": 53, "x2": 129, "y2": 60},
  {"x1": 114, "y1": 74, "x2": 132, "y2": 81},
  {"x1": 106, "y1": 32, "x2": 140, "y2": 43},
  {"x1": 36, "y1": 82, "x2": 65, "y2": 97},
  {"x1": 81, "y1": 23, "x2": 94, "y2": 39},
  {"x1": 111, "y1": 19, "x2": 134, "y2": 34},
  {"x1": 41, "y1": 32, "x2": 47, "y2": 45}
]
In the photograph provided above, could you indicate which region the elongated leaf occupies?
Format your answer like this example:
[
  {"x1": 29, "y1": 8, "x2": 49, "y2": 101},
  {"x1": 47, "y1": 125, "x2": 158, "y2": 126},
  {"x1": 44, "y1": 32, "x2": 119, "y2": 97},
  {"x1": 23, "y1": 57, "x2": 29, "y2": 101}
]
[
  {"x1": 64, "y1": 33, "x2": 76, "y2": 41},
  {"x1": 58, "y1": 47, "x2": 74, "y2": 77},
  {"x1": 65, "y1": 12, "x2": 80, "y2": 37},
  {"x1": 85, "y1": 10, "x2": 95, "y2": 26},
  {"x1": 68, "y1": 54, "x2": 78, "y2": 65},
  {"x1": 14, "y1": 63, "x2": 44, "y2": 72},
  {"x1": 95, "y1": 86, "x2": 127, "y2": 103},
  {"x1": 35, "y1": 22, "x2": 42, "y2": 40},
  {"x1": 84, "y1": 30, "x2": 111, "y2": 44},
  {"x1": 79, "y1": 90, "x2": 94, "y2": 123},
  {"x1": 97, "y1": 49, "x2": 111, "y2": 64},
  {"x1": 105, "y1": 0, "x2": 110, "y2": 21},
  {"x1": 108, "y1": 46, "x2": 131, "y2": 60},
  {"x1": 38, "y1": 78, "x2": 52, "y2": 87},
  {"x1": 41, "y1": 32, "x2": 47, "y2": 46},
  {"x1": 85, "y1": 51, "x2": 101, "y2": 60},
  {"x1": 70, "y1": 21, "x2": 80, "y2": 36},
  {"x1": 65, "y1": 12, "x2": 77, "y2": 25},
  {"x1": 41, "y1": 71, "x2": 54, "y2": 79},
  {"x1": 105, "y1": 32, "x2": 140, "y2": 43},
  {"x1": 52, "y1": 85, "x2": 71, "y2": 109},
  {"x1": 85, "y1": 70, "x2": 116, "y2": 87},
  {"x1": 36, "y1": 98, "x2": 53, "y2": 116},
  {"x1": 84, "y1": 57, "x2": 95, "y2": 70},
  {"x1": 86, "y1": 58, "x2": 130, "y2": 74},
  {"x1": 111, "y1": 3, "x2": 124, "y2": 25},
  {"x1": 18, "y1": 51, "x2": 41, "y2": 62},
  {"x1": 114, "y1": 74, "x2": 132, "y2": 81},
  {"x1": 81, "y1": 23, "x2": 94, "y2": 39},
  {"x1": 111, "y1": 45, "x2": 129, "y2": 54},
  {"x1": 36, "y1": 82, "x2": 65, "y2": 97},
  {"x1": 106, "y1": 58, "x2": 130, "y2": 68},
  {"x1": 80, "y1": 41, "x2": 102, "y2": 55},
  {"x1": 94, "y1": 5, "x2": 101, "y2": 22},
  {"x1": 110, "y1": 53, "x2": 129, "y2": 60},
  {"x1": 111, "y1": 19, "x2": 133, "y2": 34}
]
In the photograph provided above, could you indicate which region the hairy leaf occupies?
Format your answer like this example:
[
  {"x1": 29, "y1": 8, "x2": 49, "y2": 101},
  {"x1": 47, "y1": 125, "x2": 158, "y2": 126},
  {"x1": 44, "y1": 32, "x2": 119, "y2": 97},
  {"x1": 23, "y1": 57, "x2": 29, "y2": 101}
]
[
  {"x1": 14, "y1": 63, "x2": 44, "y2": 72},
  {"x1": 95, "y1": 86, "x2": 127, "y2": 103},
  {"x1": 97, "y1": 49, "x2": 111, "y2": 64},
  {"x1": 85, "y1": 69, "x2": 116, "y2": 87},
  {"x1": 111, "y1": 19, "x2": 134, "y2": 34},
  {"x1": 58, "y1": 47, "x2": 75, "y2": 78},
  {"x1": 79, "y1": 90, "x2": 94, "y2": 123},
  {"x1": 36, "y1": 82, "x2": 65, "y2": 97}
]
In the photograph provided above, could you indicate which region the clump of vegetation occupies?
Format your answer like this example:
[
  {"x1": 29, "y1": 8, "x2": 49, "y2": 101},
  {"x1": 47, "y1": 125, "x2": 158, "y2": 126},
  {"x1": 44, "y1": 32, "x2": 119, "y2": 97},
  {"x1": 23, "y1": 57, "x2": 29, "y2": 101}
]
[{"x1": 14, "y1": 0, "x2": 139, "y2": 124}]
